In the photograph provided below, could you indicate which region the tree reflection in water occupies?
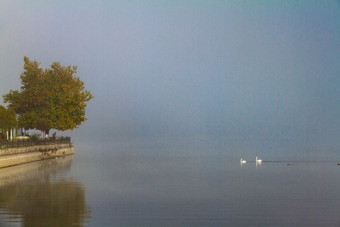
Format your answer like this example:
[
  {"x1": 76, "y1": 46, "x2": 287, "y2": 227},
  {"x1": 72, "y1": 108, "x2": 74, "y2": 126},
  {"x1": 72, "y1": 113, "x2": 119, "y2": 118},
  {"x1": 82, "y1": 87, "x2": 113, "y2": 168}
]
[{"x1": 0, "y1": 156, "x2": 90, "y2": 226}]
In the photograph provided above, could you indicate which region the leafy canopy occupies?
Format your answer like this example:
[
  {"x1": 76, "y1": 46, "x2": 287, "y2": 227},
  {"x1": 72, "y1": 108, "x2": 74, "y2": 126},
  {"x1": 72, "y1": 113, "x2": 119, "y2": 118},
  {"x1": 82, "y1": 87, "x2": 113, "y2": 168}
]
[
  {"x1": 0, "y1": 105, "x2": 17, "y2": 132},
  {"x1": 3, "y1": 57, "x2": 93, "y2": 134}
]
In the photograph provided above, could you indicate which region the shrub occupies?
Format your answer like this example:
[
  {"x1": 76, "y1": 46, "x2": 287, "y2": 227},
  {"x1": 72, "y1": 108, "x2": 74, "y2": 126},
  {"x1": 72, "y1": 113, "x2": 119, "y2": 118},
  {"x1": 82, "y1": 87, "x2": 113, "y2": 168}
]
[{"x1": 30, "y1": 133, "x2": 41, "y2": 142}]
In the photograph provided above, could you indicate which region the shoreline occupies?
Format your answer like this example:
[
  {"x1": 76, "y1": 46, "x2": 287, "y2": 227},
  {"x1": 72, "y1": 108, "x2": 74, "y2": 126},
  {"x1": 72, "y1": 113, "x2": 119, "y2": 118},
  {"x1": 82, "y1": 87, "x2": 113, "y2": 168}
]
[{"x1": 0, "y1": 143, "x2": 74, "y2": 169}]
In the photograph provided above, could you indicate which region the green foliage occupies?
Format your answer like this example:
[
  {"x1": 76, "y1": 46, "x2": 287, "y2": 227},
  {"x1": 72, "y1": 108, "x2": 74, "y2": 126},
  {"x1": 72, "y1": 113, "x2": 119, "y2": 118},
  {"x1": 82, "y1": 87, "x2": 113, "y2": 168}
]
[
  {"x1": 3, "y1": 57, "x2": 93, "y2": 134},
  {"x1": 0, "y1": 105, "x2": 17, "y2": 132}
]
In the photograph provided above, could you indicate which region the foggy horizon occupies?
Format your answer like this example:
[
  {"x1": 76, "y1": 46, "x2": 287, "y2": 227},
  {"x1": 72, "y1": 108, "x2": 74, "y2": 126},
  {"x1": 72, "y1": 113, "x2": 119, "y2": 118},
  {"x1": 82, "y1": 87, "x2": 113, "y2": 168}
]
[{"x1": 1, "y1": 1, "x2": 339, "y2": 149}]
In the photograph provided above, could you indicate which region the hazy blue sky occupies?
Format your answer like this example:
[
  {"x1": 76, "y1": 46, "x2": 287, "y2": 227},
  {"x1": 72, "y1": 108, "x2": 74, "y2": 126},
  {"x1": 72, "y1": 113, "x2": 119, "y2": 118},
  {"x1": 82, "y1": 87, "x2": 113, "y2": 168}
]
[{"x1": 0, "y1": 1, "x2": 339, "y2": 145}]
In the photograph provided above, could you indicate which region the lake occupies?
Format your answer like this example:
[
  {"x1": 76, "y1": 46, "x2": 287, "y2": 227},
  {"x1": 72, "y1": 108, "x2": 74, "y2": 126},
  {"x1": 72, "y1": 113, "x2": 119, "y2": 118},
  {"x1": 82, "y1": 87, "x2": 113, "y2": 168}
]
[{"x1": 0, "y1": 137, "x2": 339, "y2": 226}]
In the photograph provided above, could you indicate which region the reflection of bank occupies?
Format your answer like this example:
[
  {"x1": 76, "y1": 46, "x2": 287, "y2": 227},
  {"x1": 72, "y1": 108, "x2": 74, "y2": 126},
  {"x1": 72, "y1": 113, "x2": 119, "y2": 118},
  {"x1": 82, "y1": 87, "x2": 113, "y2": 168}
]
[{"x1": 0, "y1": 157, "x2": 91, "y2": 226}]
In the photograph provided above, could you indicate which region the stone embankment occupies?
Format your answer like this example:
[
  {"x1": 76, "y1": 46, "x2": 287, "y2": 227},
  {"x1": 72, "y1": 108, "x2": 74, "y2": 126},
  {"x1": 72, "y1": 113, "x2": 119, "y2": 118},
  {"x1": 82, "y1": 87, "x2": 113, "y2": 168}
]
[{"x1": 0, "y1": 143, "x2": 74, "y2": 168}]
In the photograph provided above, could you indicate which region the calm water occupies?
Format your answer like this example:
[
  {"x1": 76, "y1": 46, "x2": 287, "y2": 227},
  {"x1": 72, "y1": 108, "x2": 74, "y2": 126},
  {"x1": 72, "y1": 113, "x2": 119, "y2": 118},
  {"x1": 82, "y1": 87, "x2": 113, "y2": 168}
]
[{"x1": 0, "y1": 137, "x2": 339, "y2": 226}]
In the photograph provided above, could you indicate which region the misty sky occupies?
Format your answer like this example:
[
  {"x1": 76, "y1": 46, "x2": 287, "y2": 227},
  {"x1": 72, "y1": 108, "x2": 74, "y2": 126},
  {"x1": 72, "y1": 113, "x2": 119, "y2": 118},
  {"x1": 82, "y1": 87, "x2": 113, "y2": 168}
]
[{"x1": 0, "y1": 1, "x2": 339, "y2": 144}]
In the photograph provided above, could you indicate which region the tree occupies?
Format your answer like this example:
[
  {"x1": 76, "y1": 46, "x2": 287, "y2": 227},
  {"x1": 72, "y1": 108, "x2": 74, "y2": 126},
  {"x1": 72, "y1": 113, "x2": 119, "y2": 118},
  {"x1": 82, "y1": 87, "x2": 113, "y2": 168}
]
[
  {"x1": 3, "y1": 57, "x2": 93, "y2": 135},
  {"x1": 0, "y1": 105, "x2": 17, "y2": 139}
]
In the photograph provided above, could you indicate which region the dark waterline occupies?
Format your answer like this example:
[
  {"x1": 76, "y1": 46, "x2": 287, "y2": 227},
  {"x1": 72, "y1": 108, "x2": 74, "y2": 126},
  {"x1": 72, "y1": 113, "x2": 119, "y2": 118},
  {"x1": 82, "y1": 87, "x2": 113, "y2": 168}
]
[{"x1": 0, "y1": 138, "x2": 339, "y2": 226}]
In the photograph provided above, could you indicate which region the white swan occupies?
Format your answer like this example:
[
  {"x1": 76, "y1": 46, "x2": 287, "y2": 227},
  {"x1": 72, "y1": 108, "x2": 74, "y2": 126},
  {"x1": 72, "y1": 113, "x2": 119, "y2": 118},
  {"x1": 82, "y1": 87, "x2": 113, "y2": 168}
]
[
  {"x1": 256, "y1": 156, "x2": 262, "y2": 164},
  {"x1": 240, "y1": 158, "x2": 247, "y2": 164}
]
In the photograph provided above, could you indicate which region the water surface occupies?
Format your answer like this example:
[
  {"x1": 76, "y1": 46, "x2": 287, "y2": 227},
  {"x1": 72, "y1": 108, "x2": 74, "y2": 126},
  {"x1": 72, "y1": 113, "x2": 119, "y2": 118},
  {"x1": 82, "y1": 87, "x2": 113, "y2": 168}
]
[{"x1": 0, "y1": 138, "x2": 339, "y2": 226}]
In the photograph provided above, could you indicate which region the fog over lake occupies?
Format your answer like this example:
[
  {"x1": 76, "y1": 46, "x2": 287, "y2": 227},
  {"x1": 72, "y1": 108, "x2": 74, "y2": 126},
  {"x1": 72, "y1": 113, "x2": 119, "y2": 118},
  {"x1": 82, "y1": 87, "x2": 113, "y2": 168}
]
[
  {"x1": 1, "y1": 1, "x2": 339, "y2": 146},
  {"x1": 0, "y1": 1, "x2": 339, "y2": 226}
]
